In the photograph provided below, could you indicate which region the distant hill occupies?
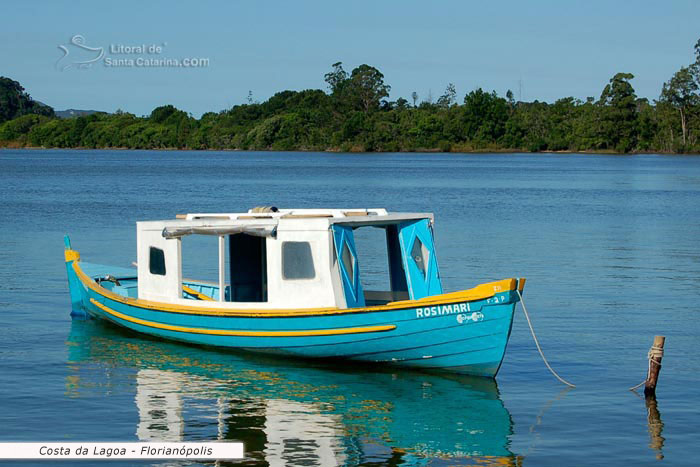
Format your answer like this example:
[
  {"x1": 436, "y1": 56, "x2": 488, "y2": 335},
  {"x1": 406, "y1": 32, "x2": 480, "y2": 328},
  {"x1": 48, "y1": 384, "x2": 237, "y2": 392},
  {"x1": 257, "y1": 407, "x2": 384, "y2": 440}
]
[{"x1": 55, "y1": 109, "x2": 104, "y2": 118}]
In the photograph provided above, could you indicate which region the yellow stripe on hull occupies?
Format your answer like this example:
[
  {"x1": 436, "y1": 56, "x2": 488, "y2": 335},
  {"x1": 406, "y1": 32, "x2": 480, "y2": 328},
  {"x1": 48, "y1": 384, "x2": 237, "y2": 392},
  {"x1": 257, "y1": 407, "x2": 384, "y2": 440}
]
[{"x1": 89, "y1": 299, "x2": 396, "y2": 337}]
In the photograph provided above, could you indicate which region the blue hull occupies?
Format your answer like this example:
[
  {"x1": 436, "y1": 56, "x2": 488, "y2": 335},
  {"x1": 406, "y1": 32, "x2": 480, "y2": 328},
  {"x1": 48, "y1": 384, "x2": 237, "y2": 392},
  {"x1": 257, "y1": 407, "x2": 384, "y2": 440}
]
[{"x1": 66, "y1": 257, "x2": 519, "y2": 378}]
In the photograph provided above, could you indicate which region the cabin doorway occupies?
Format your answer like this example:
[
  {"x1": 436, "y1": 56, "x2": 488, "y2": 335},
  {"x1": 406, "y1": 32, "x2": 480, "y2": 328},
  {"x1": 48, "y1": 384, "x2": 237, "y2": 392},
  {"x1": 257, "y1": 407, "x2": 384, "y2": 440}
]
[
  {"x1": 352, "y1": 225, "x2": 410, "y2": 305},
  {"x1": 332, "y1": 224, "x2": 412, "y2": 307},
  {"x1": 332, "y1": 220, "x2": 441, "y2": 307},
  {"x1": 229, "y1": 234, "x2": 267, "y2": 302},
  {"x1": 181, "y1": 235, "x2": 222, "y2": 300}
]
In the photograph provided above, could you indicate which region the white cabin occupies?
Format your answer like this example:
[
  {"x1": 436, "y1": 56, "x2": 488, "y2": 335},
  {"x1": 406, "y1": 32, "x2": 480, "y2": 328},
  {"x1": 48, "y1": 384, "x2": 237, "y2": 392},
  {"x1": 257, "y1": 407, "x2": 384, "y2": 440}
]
[{"x1": 136, "y1": 208, "x2": 443, "y2": 309}]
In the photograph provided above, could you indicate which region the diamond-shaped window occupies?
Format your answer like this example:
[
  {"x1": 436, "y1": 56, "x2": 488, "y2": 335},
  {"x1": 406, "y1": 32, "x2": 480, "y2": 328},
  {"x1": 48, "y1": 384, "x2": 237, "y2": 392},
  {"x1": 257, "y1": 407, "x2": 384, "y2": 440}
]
[
  {"x1": 411, "y1": 237, "x2": 429, "y2": 279},
  {"x1": 342, "y1": 242, "x2": 355, "y2": 286}
]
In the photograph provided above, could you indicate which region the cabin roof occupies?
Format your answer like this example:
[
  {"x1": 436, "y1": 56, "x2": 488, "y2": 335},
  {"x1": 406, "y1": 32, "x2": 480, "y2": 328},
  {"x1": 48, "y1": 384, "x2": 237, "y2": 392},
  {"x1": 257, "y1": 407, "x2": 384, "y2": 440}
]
[{"x1": 137, "y1": 208, "x2": 434, "y2": 232}]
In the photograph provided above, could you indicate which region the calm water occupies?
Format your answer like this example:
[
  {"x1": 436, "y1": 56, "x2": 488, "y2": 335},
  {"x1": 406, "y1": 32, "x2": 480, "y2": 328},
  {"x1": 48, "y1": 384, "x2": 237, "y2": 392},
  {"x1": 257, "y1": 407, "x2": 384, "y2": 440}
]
[{"x1": 1, "y1": 149, "x2": 699, "y2": 466}]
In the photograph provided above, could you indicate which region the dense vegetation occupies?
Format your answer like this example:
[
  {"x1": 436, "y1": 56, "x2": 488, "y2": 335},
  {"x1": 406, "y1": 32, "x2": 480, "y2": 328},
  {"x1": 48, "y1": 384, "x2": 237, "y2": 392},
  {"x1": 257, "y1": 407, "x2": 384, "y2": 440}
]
[
  {"x1": 2, "y1": 39, "x2": 700, "y2": 153},
  {"x1": 0, "y1": 77, "x2": 54, "y2": 123}
]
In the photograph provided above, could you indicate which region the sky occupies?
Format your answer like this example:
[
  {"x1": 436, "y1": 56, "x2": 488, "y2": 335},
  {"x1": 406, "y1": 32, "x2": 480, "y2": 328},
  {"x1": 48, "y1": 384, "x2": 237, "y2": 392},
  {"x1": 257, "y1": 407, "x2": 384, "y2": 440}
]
[{"x1": 2, "y1": 0, "x2": 699, "y2": 117}]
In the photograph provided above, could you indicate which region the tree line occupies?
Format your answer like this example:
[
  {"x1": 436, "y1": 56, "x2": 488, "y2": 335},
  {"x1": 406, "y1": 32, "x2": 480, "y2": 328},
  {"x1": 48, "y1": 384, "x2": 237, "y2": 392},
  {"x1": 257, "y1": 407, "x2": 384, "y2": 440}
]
[{"x1": 1, "y1": 38, "x2": 699, "y2": 153}]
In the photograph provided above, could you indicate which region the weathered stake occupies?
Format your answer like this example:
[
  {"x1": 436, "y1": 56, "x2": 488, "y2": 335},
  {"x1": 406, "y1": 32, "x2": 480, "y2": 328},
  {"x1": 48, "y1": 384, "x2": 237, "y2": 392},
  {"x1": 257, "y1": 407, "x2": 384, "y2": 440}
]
[{"x1": 644, "y1": 336, "x2": 665, "y2": 397}]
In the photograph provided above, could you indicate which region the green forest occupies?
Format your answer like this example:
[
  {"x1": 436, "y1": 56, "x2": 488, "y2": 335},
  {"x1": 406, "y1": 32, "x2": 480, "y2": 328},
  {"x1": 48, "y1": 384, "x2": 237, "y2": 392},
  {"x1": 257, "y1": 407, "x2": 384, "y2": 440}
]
[{"x1": 2, "y1": 38, "x2": 700, "y2": 153}]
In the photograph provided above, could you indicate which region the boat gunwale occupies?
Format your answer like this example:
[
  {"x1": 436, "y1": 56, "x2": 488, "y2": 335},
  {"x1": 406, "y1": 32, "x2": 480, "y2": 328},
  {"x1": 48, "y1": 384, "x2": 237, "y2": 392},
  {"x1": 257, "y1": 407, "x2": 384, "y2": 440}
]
[{"x1": 69, "y1": 250, "x2": 518, "y2": 318}]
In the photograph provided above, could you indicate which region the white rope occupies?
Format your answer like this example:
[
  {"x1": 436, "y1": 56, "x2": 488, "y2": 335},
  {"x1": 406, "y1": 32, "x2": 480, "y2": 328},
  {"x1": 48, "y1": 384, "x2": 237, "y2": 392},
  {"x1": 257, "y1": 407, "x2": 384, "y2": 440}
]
[
  {"x1": 648, "y1": 346, "x2": 664, "y2": 360},
  {"x1": 516, "y1": 289, "x2": 576, "y2": 388},
  {"x1": 629, "y1": 379, "x2": 646, "y2": 391},
  {"x1": 629, "y1": 345, "x2": 664, "y2": 391}
]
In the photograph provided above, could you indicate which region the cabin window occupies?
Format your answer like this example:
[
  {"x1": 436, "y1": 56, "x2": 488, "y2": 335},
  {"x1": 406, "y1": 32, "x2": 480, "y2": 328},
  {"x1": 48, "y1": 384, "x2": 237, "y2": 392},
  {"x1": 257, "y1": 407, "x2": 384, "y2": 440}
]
[
  {"x1": 149, "y1": 247, "x2": 166, "y2": 276},
  {"x1": 282, "y1": 241, "x2": 316, "y2": 280},
  {"x1": 411, "y1": 237, "x2": 429, "y2": 279},
  {"x1": 341, "y1": 242, "x2": 355, "y2": 285}
]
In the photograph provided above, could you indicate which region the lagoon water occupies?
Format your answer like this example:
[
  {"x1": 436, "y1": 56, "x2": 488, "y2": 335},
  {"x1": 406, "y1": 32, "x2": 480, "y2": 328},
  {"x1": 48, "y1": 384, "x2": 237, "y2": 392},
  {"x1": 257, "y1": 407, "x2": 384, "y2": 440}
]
[{"x1": 0, "y1": 149, "x2": 699, "y2": 466}]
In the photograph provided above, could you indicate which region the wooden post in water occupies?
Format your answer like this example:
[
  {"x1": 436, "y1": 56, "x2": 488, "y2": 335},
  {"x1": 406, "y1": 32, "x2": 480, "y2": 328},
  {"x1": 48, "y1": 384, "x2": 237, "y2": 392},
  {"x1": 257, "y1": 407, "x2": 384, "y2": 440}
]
[{"x1": 644, "y1": 336, "x2": 665, "y2": 398}]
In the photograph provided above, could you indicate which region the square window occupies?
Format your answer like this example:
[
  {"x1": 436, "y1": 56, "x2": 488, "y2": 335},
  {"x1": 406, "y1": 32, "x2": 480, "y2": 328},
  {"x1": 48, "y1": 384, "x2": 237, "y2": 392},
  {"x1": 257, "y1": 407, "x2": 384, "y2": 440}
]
[
  {"x1": 282, "y1": 242, "x2": 315, "y2": 280},
  {"x1": 149, "y1": 247, "x2": 166, "y2": 276}
]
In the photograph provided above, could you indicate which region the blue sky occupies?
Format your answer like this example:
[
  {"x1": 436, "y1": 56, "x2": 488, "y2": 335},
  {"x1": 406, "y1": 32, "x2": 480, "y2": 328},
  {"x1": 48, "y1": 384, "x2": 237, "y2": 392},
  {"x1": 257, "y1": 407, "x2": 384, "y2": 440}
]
[{"x1": 2, "y1": 0, "x2": 699, "y2": 116}]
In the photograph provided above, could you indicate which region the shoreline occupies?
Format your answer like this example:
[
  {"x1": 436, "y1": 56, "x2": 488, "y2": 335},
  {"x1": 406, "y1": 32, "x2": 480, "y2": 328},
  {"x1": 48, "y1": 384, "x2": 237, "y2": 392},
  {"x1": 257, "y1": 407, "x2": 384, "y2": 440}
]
[{"x1": 1, "y1": 144, "x2": 698, "y2": 156}]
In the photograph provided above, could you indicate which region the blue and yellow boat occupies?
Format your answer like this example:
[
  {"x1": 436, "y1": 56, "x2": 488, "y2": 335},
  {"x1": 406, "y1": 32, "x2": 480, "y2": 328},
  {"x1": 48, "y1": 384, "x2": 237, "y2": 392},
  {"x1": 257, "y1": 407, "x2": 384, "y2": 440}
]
[{"x1": 64, "y1": 207, "x2": 524, "y2": 377}]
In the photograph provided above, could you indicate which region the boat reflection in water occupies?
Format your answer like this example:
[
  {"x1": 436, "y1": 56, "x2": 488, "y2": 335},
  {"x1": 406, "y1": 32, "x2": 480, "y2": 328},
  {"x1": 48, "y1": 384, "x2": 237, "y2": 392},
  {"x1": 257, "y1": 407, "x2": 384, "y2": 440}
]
[{"x1": 66, "y1": 319, "x2": 518, "y2": 466}]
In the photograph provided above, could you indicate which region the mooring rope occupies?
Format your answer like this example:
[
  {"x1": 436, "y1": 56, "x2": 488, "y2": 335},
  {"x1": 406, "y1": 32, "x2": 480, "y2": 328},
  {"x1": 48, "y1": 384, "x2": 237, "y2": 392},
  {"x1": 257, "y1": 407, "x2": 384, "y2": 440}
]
[
  {"x1": 629, "y1": 380, "x2": 646, "y2": 391},
  {"x1": 516, "y1": 289, "x2": 576, "y2": 388},
  {"x1": 629, "y1": 345, "x2": 664, "y2": 391}
]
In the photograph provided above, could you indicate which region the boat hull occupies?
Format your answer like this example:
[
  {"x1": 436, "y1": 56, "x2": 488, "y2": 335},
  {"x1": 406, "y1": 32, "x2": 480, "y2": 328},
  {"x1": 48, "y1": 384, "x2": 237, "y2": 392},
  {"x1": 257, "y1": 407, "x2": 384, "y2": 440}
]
[{"x1": 65, "y1": 255, "x2": 519, "y2": 378}]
